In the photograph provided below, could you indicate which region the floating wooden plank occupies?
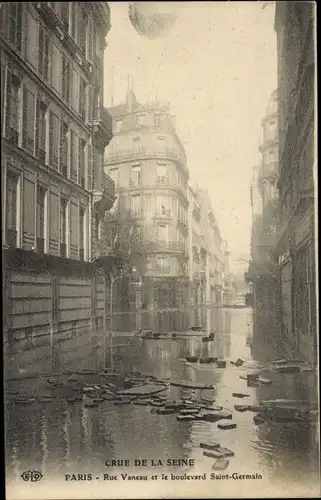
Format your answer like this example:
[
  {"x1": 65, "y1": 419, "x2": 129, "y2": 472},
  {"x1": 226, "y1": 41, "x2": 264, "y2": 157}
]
[
  {"x1": 232, "y1": 392, "x2": 249, "y2": 398},
  {"x1": 171, "y1": 381, "x2": 215, "y2": 390},
  {"x1": 118, "y1": 384, "x2": 168, "y2": 397},
  {"x1": 212, "y1": 458, "x2": 229, "y2": 471},
  {"x1": 234, "y1": 405, "x2": 249, "y2": 412},
  {"x1": 218, "y1": 422, "x2": 237, "y2": 430},
  {"x1": 200, "y1": 441, "x2": 220, "y2": 451},
  {"x1": 219, "y1": 447, "x2": 235, "y2": 457},
  {"x1": 203, "y1": 449, "x2": 224, "y2": 459},
  {"x1": 177, "y1": 414, "x2": 196, "y2": 421}
]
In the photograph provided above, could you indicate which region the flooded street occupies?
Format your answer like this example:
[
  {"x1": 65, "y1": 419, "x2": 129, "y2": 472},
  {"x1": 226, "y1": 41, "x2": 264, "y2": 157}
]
[{"x1": 5, "y1": 308, "x2": 319, "y2": 498}]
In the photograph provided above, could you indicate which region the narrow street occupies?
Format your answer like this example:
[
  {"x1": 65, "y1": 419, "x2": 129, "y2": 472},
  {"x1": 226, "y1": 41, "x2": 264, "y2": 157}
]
[{"x1": 5, "y1": 308, "x2": 319, "y2": 497}]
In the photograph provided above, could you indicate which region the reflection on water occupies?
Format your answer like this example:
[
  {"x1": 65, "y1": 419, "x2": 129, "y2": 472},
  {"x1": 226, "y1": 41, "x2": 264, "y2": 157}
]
[{"x1": 5, "y1": 307, "x2": 319, "y2": 489}]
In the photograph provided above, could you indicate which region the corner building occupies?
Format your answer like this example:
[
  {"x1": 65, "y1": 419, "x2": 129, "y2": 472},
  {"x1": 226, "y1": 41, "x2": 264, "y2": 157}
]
[
  {"x1": 105, "y1": 89, "x2": 190, "y2": 332},
  {"x1": 1, "y1": 2, "x2": 115, "y2": 376}
]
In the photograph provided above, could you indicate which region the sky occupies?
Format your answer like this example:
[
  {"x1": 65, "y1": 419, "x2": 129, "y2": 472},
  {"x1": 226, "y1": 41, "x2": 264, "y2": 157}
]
[{"x1": 103, "y1": 2, "x2": 277, "y2": 274}]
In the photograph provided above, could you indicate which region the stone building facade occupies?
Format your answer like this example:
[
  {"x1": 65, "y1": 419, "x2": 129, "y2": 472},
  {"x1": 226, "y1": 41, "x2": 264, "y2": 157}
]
[
  {"x1": 1, "y1": 2, "x2": 118, "y2": 377},
  {"x1": 246, "y1": 90, "x2": 281, "y2": 346},
  {"x1": 274, "y1": 2, "x2": 316, "y2": 365},
  {"x1": 104, "y1": 88, "x2": 190, "y2": 332}
]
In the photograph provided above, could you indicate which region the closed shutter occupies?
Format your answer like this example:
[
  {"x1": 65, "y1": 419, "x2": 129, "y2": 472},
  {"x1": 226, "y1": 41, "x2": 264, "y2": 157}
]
[
  {"x1": 70, "y1": 131, "x2": 78, "y2": 182},
  {"x1": 51, "y1": 43, "x2": 61, "y2": 93},
  {"x1": 71, "y1": 69, "x2": 79, "y2": 113},
  {"x1": 87, "y1": 144, "x2": 92, "y2": 191},
  {"x1": 88, "y1": 15, "x2": 93, "y2": 62},
  {"x1": 25, "y1": 11, "x2": 37, "y2": 67}
]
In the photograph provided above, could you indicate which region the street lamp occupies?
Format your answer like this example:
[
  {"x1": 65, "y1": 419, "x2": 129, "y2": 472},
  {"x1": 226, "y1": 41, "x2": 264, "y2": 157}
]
[{"x1": 106, "y1": 266, "x2": 142, "y2": 370}]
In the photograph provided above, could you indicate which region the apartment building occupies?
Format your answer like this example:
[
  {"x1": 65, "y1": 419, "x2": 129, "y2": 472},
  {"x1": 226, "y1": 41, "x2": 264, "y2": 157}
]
[
  {"x1": 246, "y1": 90, "x2": 280, "y2": 343},
  {"x1": 1, "y1": 2, "x2": 115, "y2": 373},
  {"x1": 187, "y1": 185, "x2": 206, "y2": 327},
  {"x1": 104, "y1": 87, "x2": 190, "y2": 332},
  {"x1": 274, "y1": 2, "x2": 316, "y2": 364}
]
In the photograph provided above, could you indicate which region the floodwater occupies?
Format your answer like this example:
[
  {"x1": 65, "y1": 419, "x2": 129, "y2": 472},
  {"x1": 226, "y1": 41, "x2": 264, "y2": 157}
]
[{"x1": 5, "y1": 308, "x2": 320, "y2": 498}]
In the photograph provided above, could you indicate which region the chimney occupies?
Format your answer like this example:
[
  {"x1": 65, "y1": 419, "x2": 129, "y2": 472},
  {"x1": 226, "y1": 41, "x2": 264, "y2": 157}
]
[{"x1": 126, "y1": 75, "x2": 136, "y2": 112}]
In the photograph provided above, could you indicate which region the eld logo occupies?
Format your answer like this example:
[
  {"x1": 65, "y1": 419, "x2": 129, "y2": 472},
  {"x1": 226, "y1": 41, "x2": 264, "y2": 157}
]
[{"x1": 21, "y1": 470, "x2": 43, "y2": 482}]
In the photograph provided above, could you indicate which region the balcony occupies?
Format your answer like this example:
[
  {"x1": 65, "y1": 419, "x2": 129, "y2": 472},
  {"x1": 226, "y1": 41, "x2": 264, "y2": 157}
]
[
  {"x1": 105, "y1": 146, "x2": 187, "y2": 170},
  {"x1": 93, "y1": 107, "x2": 113, "y2": 147},
  {"x1": 93, "y1": 173, "x2": 115, "y2": 215}
]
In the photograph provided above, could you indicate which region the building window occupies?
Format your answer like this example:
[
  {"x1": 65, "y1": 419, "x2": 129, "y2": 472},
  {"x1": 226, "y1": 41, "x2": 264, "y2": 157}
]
[
  {"x1": 6, "y1": 170, "x2": 19, "y2": 247},
  {"x1": 132, "y1": 225, "x2": 141, "y2": 244},
  {"x1": 95, "y1": 31, "x2": 101, "y2": 57},
  {"x1": 157, "y1": 224, "x2": 169, "y2": 244},
  {"x1": 80, "y1": 7, "x2": 88, "y2": 57},
  {"x1": 137, "y1": 114, "x2": 145, "y2": 127},
  {"x1": 49, "y1": 111, "x2": 59, "y2": 170},
  {"x1": 60, "y1": 197, "x2": 68, "y2": 257},
  {"x1": 79, "y1": 139, "x2": 86, "y2": 187},
  {"x1": 79, "y1": 77, "x2": 87, "y2": 121},
  {"x1": 71, "y1": 2, "x2": 78, "y2": 40},
  {"x1": 79, "y1": 206, "x2": 85, "y2": 260},
  {"x1": 157, "y1": 195, "x2": 170, "y2": 216},
  {"x1": 155, "y1": 114, "x2": 161, "y2": 127},
  {"x1": 157, "y1": 164, "x2": 168, "y2": 184},
  {"x1": 60, "y1": 122, "x2": 69, "y2": 177},
  {"x1": 131, "y1": 194, "x2": 141, "y2": 217},
  {"x1": 156, "y1": 256, "x2": 170, "y2": 274},
  {"x1": 36, "y1": 100, "x2": 47, "y2": 162},
  {"x1": 22, "y1": 86, "x2": 35, "y2": 154},
  {"x1": 7, "y1": 3, "x2": 22, "y2": 52},
  {"x1": 70, "y1": 131, "x2": 78, "y2": 182},
  {"x1": 62, "y1": 55, "x2": 71, "y2": 103},
  {"x1": 51, "y1": 43, "x2": 61, "y2": 93},
  {"x1": 5, "y1": 70, "x2": 20, "y2": 145},
  {"x1": 38, "y1": 25, "x2": 49, "y2": 81},
  {"x1": 25, "y1": 10, "x2": 38, "y2": 68},
  {"x1": 61, "y1": 3, "x2": 69, "y2": 31},
  {"x1": 144, "y1": 193, "x2": 153, "y2": 217},
  {"x1": 95, "y1": 213, "x2": 101, "y2": 241},
  {"x1": 36, "y1": 185, "x2": 47, "y2": 253},
  {"x1": 109, "y1": 168, "x2": 119, "y2": 188},
  {"x1": 131, "y1": 165, "x2": 141, "y2": 186}
]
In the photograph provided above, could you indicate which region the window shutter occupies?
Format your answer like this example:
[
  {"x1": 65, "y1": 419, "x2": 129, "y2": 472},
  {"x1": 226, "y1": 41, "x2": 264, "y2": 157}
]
[
  {"x1": 88, "y1": 16, "x2": 93, "y2": 62},
  {"x1": 87, "y1": 144, "x2": 92, "y2": 191},
  {"x1": 25, "y1": 11, "x2": 38, "y2": 68},
  {"x1": 51, "y1": 43, "x2": 61, "y2": 93},
  {"x1": 35, "y1": 97, "x2": 40, "y2": 157},
  {"x1": 72, "y1": 69, "x2": 79, "y2": 113},
  {"x1": 87, "y1": 85, "x2": 93, "y2": 124},
  {"x1": 70, "y1": 132, "x2": 78, "y2": 182}
]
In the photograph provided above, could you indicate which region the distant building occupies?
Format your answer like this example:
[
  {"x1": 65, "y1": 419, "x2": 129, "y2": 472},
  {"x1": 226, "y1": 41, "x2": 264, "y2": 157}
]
[
  {"x1": 274, "y1": 2, "x2": 316, "y2": 364},
  {"x1": 104, "y1": 86, "x2": 190, "y2": 332},
  {"x1": 1, "y1": 2, "x2": 116, "y2": 371},
  {"x1": 246, "y1": 90, "x2": 280, "y2": 342},
  {"x1": 187, "y1": 185, "x2": 206, "y2": 327}
]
